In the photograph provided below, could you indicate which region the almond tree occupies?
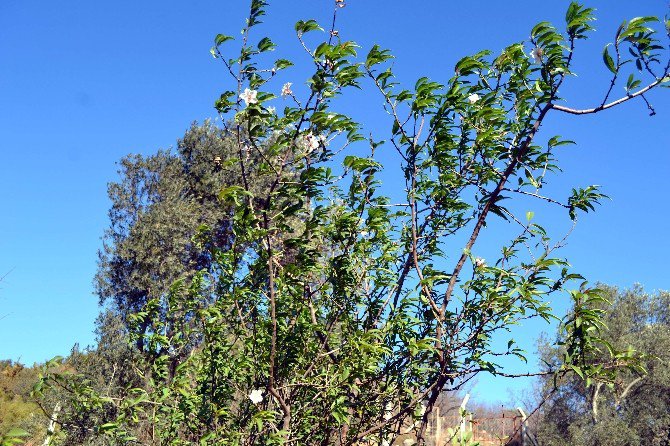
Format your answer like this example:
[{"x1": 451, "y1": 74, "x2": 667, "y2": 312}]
[{"x1": 36, "y1": 2, "x2": 669, "y2": 445}]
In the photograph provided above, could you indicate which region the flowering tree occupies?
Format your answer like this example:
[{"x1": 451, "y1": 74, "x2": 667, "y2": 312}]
[{"x1": 35, "y1": 2, "x2": 669, "y2": 445}]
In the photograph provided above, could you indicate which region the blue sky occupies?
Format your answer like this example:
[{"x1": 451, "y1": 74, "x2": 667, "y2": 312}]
[{"x1": 0, "y1": 0, "x2": 668, "y2": 405}]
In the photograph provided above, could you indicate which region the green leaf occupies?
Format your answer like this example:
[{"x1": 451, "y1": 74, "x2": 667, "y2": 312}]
[
  {"x1": 365, "y1": 44, "x2": 394, "y2": 68},
  {"x1": 214, "y1": 34, "x2": 234, "y2": 46},
  {"x1": 4, "y1": 429, "x2": 28, "y2": 439},
  {"x1": 1, "y1": 429, "x2": 28, "y2": 446},
  {"x1": 548, "y1": 136, "x2": 576, "y2": 148},
  {"x1": 99, "y1": 423, "x2": 118, "y2": 433},
  {"x1": 257, "y1": 37, "x2": 276, "y2": 52},
  {"x1": 568, "y1": 185, "x2": 608, "y2": 220},
  {"x1": 602, "y1": 44, "x2": 617, "y2": 74},
  {"x1": 295, "y1": 19, "x2": 323, "y2": 34},
  {"x1": 214, "y1": 91, "x2": 236, "y2": 114},
  {"x1": 565, "y1": 3, "x2": 595, "y2": 39},
  {"x1": 219, "y1": 185, "x2": 254, "y2": 205},
  {"x1": 274, "y1": 59, "x2": 293, "y2": 70},
  {"x1": 626, "y1": 73, "x2": 641, "y2": 91},
  {"x1": 570, "y1": 364, "x2": 585, "y2": 380}
]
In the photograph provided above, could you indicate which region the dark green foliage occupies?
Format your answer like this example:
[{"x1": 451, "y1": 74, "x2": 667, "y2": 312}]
[
  {"x1": 45, "y1": 121, "x2": 281, "y2": 443},
  {"x1": 45, "y1": 312, "x2": 145, "y2": 445},
  {"x1": 536, "y1": 285, "x2": 670, "y2": 446},
  {"x1": 95, "y1": 121, "x2": 271, "y2": 350},
  {"x1": 27, "y1": 121, "x2": 278, "y2": 444}
]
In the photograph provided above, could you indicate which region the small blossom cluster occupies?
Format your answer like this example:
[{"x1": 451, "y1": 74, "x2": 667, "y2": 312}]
[
  {"x1": 529, "y1": 47, "x2": 543, "y2": 63},
  {"x1": 238, "y1": 81, "x2": 293, "y2": 109},
  {"x1": 239, "y1": 88, "x2": 258, "y2": 105},
  {"x1": 300, "y1": 132, "x2": 327, "y2": 153},
  {"x1": 248, "y1": 388, "x2": 263, "y2": 404},
  {"x1": 237, "y1": 81, "x2": 295, "y2": 117}
]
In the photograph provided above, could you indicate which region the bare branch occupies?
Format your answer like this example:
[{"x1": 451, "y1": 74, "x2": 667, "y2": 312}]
[{"x1": 551, "y1": 76, "x2": 668, "y2": 115}]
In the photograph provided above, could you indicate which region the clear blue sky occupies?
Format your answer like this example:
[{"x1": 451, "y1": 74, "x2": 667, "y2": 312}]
[{"x1": 0, "y1": 0, "x2": 668, "y2": 405}]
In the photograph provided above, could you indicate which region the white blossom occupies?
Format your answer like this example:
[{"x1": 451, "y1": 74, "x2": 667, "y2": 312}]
[
  {"x1": 248, "y1": 389, "x2": 264, "y2": 404},
  {"x1": 302, "y1": 132, "x2": 323, "y2": 152},
  {"x1": 467, "y1": 93, "x2": 480, "y2": 104},
  {"x1": 383, "y1": 401, "x2": 394, "y2": 421},
  {"x1": 239, "y1": 88, "x2": 258, "y2": 106},
  {"x1": 474, "y1": 257, "x2": 486, "y2": 268},
  {"x1": 529, "y1": 47, "x2": 543, "y2": 63},
  {"x1": 281, "y1": 82, "x2": 293, "y2": 97}
]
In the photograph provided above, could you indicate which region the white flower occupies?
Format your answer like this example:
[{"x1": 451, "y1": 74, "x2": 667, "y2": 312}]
[
  {"x1": 529, "y1": 47, "x2": 543, "y2": 64},
  {"x1": 474, "y1": 257, "x2": 486, "y2": 268},
  {"x1": 416, "y1": 403, "x2": 427, "y2": 417},
  {"x1": 467, "y1": 93, "x2": 480, "y2": 104},
  {"x1": 302, "y1": 132, "x2": 322, "y2": 152},
  {"x1": 383, "y1": 401, "x2": 394, "y2": 420},
  {"x1": 248, "y1": 389, "x2": 264, "y2": 404},
  {"x1": 267, "y1": 106, "x2": 276, "y2": 114},
  {"x1": 281, "y1": 82, "x2": 293, "y2": 97},
  {"x1": 239, "y1": 88, "x2": 258, "y2": 106}
]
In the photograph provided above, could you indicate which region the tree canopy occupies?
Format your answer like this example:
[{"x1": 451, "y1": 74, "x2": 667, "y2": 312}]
[
  {"x1": 96, "y1": 121, "x2": 278, "y2": 350},
  {"x1": 29, "y1": 2, "x2": 670, "y2": 445},
  {"x1": 535, "y1": 285, "x2": 670, "y2": 446}
]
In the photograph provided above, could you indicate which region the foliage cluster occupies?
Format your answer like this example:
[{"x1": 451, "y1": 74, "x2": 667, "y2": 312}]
[
  {"x1": 24, "y1": 1, "x2": 670, "y2": 445},
  {"x1": 0, "y1": 361, "x2": 44, "y2": 445},
  {"x1": 535, "y1": 286, "x2": 670, "y2": 446}
]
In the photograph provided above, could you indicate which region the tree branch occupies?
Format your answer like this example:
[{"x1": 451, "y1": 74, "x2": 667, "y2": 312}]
[
  {"x1": 617, "y1": 375, "x2": 644, "y2": 408},
  {"x1": 441, "y1": 101, "x2": 554, "y2": 309},
  {"x1": 551, "y1": 76, "x2": 667, "y2": 115},
  {"x1": 591, "y1": 381, "x2": 602, "y2": 424}
]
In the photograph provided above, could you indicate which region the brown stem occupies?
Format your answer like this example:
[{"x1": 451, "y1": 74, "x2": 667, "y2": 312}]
[
  {"x1": 263, "y1": 212, "x2": 291, "y2": 436},
  {"x1": 441, "y1": 101, "x2": 554, "y2": 310}
]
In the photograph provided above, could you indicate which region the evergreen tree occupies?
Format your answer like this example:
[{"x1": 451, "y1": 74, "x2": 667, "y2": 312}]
[
  {"x1": 96, "y1": 121, "x2": 273, "y2": 352},
  {"x1": 536, "y1": 285, "x2": 670, "y2": 446}
]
